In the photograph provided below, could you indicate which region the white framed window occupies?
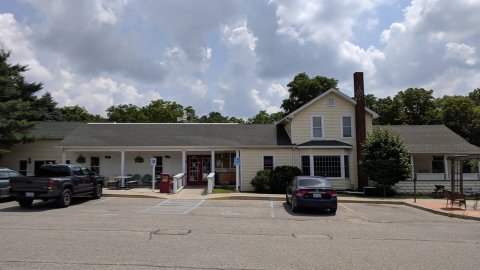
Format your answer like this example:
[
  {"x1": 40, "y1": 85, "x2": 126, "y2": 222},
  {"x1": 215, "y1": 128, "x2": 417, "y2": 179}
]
[
  {"x1": 311, "y1": 115, "x2": 324, "y2": 139},
  {"x1": 263, "y1": 155, "x2": 274, "y2": 170},
  {"x1": 341, "y1": 116, "x2": 353, "y2": 138},
  {"x1": 328, "y1": 97, "x2": 335, "y2": 107},
  {"x1": 313, "y1": 155, "x2": 341, "y2": 178}
]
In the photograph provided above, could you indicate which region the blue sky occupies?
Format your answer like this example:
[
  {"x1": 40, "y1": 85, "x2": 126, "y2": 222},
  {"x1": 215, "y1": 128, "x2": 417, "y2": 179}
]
[{"x1": 1, "y1": 0, "x2": 479, "y2": 118}]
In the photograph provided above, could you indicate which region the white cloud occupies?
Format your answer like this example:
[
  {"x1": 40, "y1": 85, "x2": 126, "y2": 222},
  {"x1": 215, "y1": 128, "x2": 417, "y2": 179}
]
[
  {"x1": 445, "y1": 42, "x2": 477, "y2": 65},
  {"x1": 213, "y1": 99, "x2": 225, "y2": 111},
  {"x1": 266, "y1": 83, "x2": 288, "y2": 98},
  {"x1": 222, "y1": 19, "x2": 257, "y2": 51}
]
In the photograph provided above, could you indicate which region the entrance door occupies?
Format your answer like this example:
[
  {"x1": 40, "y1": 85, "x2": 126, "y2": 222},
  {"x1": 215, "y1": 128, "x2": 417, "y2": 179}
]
[{"x1": 187, "y1": 155, "x2": 211, "y2": 185}]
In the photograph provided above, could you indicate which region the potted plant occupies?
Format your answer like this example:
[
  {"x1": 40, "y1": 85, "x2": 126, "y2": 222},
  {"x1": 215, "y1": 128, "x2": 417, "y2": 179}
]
[
  {"x1": 134, "y1": 155, "x2": 144, "y2": 163},
  {"x1": 76, "y1": 154, "x2": 86, "y2": 163}
]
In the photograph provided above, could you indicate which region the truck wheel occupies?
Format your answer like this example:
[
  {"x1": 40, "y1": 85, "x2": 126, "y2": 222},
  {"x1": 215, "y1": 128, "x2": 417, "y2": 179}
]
[
  {"x1": 18, "y1": 198, "x2": 33, "y2": 208},
  {"x1": 56, "y1": 189, "x2": 72, "y2": 208},
  {"x1": 92, "y1": 184, "x2": 102, "y2": 199}
]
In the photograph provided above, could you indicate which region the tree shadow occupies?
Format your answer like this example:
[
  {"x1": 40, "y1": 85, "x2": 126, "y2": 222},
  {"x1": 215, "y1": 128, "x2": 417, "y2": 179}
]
[
  {"x1": 281, "y1": 202, "x2": 336, "y2": 216},
  {"x1": 0, "y1": 196, "x2": 93, "y2": 212}
]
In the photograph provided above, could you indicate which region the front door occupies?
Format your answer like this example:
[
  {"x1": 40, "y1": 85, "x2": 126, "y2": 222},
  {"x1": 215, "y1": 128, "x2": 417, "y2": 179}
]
[{"x1": 187, "y1": 155, "x2": 211, "y2": 185}]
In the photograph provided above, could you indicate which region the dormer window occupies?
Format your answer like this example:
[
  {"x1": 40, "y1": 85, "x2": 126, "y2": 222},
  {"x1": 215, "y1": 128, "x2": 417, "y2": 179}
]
[
  {"x1": 328, "y1": 97, "x2": 335, "y2": 107},
  {"x1": 311, "y1": 115, "x2": 323, "y2": 139},
  {"x1": 342, "y1": 116, "x2": 353, "y2": 138}
]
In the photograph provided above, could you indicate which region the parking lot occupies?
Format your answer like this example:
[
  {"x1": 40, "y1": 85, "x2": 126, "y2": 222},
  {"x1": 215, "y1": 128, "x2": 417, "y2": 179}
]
[{"x1": 0, "y1": 197, "x2": 479, "y2": 269}]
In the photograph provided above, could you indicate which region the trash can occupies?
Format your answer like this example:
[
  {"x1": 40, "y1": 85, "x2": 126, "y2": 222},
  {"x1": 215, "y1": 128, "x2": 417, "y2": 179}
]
[
  {"x1": 159, "y1": 173, "x2": 172, "y2": 193},
  {"x1": 363, "y1": 186, "x2": 376, "y2": 196}
]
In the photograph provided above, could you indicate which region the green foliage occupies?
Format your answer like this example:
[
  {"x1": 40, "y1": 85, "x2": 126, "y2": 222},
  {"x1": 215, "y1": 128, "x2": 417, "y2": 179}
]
[
  {"x1": 468, "y1": 88, "x2": 480, "y2": 106},
  {"x1": 0, "y1": 49, "x2": 44, "y2": 157},
  {"x1": 362, "y1": 128, "x2": 411, "y2": 196},
  {"x1": 395, "y1": 88, "x2": 439, "y2": 124},
  {"x1": 269, "y1": 165, "x2": 301, "y2": 194},
  {"x1": 250, "y1": 170, "x2": 271, "y2": 193},
  {"x1": 58, "y1": 105, "x2": 104, "y2": 121},
  {"x1": 198, "y1": 112, "x2": 245, "y2": 123},
  {"x1": 250, "y1": 166, "x2": 301, "y2": 194},
  {"x1": 281, "y1": 73, "x2": 338, "y2": 114},
  {"x1": 368, "y1": 96, "x2": 404, "y2": 125},
  {"x1": 106, "y1": 104, "x2": 147, "y2": 122},
  {"x1": 247, "y1": 110, "x2": 284, "y2": 124}
]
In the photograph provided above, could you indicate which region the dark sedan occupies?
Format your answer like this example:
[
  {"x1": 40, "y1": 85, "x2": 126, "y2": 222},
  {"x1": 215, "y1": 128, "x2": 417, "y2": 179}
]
[
  {"x1": 0, "y1": 168, "x2": 22, "y2": 199},
  {"x1": 286, "y1": 176, "x2": 337, "y2": 214}
]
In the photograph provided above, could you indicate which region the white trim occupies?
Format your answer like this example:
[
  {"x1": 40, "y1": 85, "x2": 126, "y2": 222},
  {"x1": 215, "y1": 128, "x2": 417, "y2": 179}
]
[
  {"x1": 296, "y1": 145, "x2": 353, "y2": 149},
  {"x1": 310, "y1": 115, "x2": 324, "y2": 140},
  {"x1": 262, "y1": 155, "x2": 275, "y2": 170},
  {"x1": 235, "y1": 150, "x2": 240, "y2": 191},
  {"x1": 309, "y1": 155, "x2": 314, "y2": 176},
  {"x1": 340, "y1": 115, "x2": 354, "y2": 139},
  {"x1": 311, "y1": 154, "x2": 345, "y2": 180},
  {"x1": 327, "y1": 96, "x2": 335, "y2": 107}
]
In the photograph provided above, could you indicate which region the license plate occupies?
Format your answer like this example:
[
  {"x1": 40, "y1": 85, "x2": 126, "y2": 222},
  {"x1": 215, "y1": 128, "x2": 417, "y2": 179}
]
[
  {"x1": 25, "y1": 192, "x2": 34, "y2": 197},
  {"x1": 313, "y1": 193, "x2": 322, "y2": 198}
]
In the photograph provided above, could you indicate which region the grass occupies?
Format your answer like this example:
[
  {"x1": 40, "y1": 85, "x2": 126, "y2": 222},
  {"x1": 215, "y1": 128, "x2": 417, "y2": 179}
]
[{"x1": 212, "y1": 187, "x2": 236, "y2": 194}]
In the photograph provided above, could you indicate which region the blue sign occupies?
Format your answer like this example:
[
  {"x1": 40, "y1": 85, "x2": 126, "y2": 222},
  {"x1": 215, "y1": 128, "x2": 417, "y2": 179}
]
[
  {"x1": 150, "y1": 157, "x2": 157, "y2": 167},
  {"x1": 234, "y1": 157, "x2": 240, "y2": 166}
]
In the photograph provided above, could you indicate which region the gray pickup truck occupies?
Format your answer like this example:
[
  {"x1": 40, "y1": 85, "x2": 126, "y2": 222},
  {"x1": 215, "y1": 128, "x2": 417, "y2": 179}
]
[{"x1": 9, "y1": 164, "x2": 104, "y2": 208}]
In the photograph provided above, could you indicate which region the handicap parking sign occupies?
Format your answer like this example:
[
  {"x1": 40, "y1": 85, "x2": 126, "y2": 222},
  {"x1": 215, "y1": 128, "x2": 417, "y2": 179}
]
[{"x1": 234, "y1": 157, "x2": 240, "y2": 166}]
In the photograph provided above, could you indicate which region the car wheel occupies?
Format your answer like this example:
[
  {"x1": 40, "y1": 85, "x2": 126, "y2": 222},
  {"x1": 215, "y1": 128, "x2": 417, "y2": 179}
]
[
  {"x1": 330, "y1": 208, "x2": 337, "y2": 214},
  {"x1": 92, "y1": 184, "x2": 102, "y2": 199},
  {"x1": 291, "y1": 196, "x2": 298, "y2": 213},
  {"x1": 18, "y1": 198, "x2": 33, "y2": 208},
  {"x1": 56, "y1": 189, "x2": 72, "y2": 208}
]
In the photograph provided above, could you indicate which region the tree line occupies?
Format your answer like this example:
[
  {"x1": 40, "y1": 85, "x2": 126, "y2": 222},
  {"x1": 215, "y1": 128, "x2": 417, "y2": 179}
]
[{"x1": 1, "y1": 48, "x2": 479, "y2": 158}]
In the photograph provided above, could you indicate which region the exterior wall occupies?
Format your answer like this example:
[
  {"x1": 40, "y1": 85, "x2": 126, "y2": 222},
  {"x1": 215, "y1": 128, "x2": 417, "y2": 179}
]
[
  {"x1": 240, "y1": 148, "x2": 295, "y2": 192},
  {"x1": 395, "y1": 180, "x2": 480, "y2": 194},
  {"x1": 0, "y1": 139, "x2": 72, "y2": 176}
]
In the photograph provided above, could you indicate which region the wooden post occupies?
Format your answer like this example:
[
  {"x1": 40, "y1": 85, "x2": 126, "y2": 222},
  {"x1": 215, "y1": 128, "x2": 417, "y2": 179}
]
[{"x1": 450, "y1": 158, "x2": 455, "y2": 192}]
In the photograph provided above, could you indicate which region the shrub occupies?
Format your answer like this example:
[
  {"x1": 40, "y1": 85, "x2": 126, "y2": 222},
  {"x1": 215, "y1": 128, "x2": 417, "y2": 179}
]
[
  {"x1": 270, "y1": 166, "x2": 301, "y2": 194},
  {"x1": 251, "y1": 170, "x2": 271, "y2": 193}
]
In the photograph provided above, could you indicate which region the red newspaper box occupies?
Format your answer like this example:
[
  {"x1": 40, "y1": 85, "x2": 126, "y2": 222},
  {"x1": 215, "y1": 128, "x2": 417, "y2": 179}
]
[{"x1": 159, "y1": 173, "x2": 172, "y2": 193}]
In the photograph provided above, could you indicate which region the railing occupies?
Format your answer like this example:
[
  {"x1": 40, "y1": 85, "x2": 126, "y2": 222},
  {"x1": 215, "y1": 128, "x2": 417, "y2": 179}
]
[
  {"x1": 413, "y1": 173, "x2": 480, "y2": 181},
  {"x1": 207, "y1": 172, "x2": 215, "y2": 194},
  {"x1": 172, "y1": 173, "x2": 186, "y2": 194}
]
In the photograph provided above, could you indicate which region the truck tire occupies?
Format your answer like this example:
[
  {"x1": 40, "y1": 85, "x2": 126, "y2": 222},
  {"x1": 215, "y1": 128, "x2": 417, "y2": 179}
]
[
  {"x1": 92, "y1": 184, "x2": 102, "y2": 199},
  {"x1": 18, "y1": 198, "x2": 33, "y2": 208},
  {"x1": 56, "y1": 189, "x2": 72, "y2": 208}
]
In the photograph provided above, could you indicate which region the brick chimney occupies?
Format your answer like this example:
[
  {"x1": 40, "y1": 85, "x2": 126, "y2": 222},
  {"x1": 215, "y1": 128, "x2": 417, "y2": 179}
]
[{"x1": 354, "y1": 72, "x2": 368, "y2": 190}]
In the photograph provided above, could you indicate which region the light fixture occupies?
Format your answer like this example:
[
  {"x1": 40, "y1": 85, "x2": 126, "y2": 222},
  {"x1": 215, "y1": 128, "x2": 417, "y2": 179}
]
[
  {"x1": 165, "y1": 155, "x2": 171, "y2": 159},
  {"x1": 28, "y1": 158, "x2": 31, "y2": 164}
]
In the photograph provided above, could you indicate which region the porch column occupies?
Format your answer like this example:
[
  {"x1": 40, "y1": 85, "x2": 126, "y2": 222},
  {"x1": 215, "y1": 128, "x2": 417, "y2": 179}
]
[
  {"x1": 120, "y1": 150, "x2": 125, "y2": 176},
  {"x1": 61, "y1": 149, "x2": 66, "y2": 164},
  {"x1": 182, "y1": 151, "x2": 186, "y2": 174},
  {"x1": 478, "y1": 161, "x2": 480, "y2": 180},
  {"x1": 235, "y1": 150, "x2": 240, "y2": 191},
  {"x1": 340, "y1": 155, "x2": 345, "y2": 179},
  {"x1": 444, "y1": 155, "x2": 449, "y2": 180},
  {"x1": 211, "y1": 150, "x2": 215, "y2": 173},
  {"x1": 410, "y1": 155, "x2": 415, "y2": 180}
]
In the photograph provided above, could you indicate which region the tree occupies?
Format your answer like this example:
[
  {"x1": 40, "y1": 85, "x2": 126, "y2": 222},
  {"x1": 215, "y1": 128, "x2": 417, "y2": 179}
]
[
  {"x1": 247, "y1": 110, "x2": 283, "y2": 124},
  {"x1": 281, "y1": 73, "x2": 338, "y2": 114},
  {"x1": 58, "y1": 105, "x2": 104, "y2": 122},
  {"x1": 32, "y1": 92, "x2": 63, "y2": 121},
  {"x1": 468, "y1": 88, "x2": 480, "y2": 106},
  {"x1": 141, "y1": 100, "x2": 188, "y2": 122},
  {"x1": 362, "y1": 128, "x2": 411, "y2": 196},
  {"x1": 107, "y1": 104, "x2": 146, "y2": 122},
  {"x1": 198, "y1": 112, "x2": 245, "y2": 123},
  {"x1": 0, "y1": 49, "x2": 42, "y2": 156},
  {"x1": 394, "y1": 88, "x2": 439, "y2": 124}
]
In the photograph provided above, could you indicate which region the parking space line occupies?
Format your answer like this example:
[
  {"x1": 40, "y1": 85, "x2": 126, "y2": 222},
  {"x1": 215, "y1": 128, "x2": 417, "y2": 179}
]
[
  {"x1": 93, "y1": 197, "x2": 113, "y2": 205},
  {"x1": 183, "y1": 200, "x2": 206, "y2": 214},
  {"x1": 339, "y1": 203, "x2": 354, "y2": 213},
  {"x1": 270, "y1": 201, "x2": 275, "y2": 218}
]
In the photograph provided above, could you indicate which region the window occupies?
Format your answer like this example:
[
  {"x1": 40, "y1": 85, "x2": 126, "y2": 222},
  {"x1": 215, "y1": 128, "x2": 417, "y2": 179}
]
[
  {"x1": 72, "y1": 167, "x2": 83, "y2": 176},
  {"x1": 301, "y1": 155, "x2": 310, "y2": 176},
  {"x1": 155, "y1": 156, "x2": 163, "y2": 176},
  {"x1": 90, "y1": 157, "x2": 100, "y2": 175},
  {"x1": 263, "y1": 156, "x2": 274, "y2": 170},
  {"x1": 311, "y1": 116, "x2": 323, "y2": 139},
  {"x1": 342, "y1": 116, "x2": 352, "y2": 138},
  {"x1": 328, "y1": 97, "x2": 335, "y2": 107},
  {"x1": 82, "y1": 167, "x2": 91, "y2": 175},
  {"x1": 19, "y1": 160, "x2": 27, "y2": 176},
  {"x1": 432, "y1": 156, "x2": 444, "y2": 173},
  {"x1": 313, "y1": 156, "x2": 341, "y2": 177},
  {"x1": 344, "y1": 155, "x2": 349, "y2": 178}
]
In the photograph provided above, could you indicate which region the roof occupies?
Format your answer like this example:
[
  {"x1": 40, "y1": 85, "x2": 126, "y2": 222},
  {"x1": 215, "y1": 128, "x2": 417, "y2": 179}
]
[
  {"x1": 377, "y1": 125, "x2": 480, "y2": 155},
  {"x1": 60, "y1": 123, "x2": 287, "y2": 148},
  {"x1": 30, "y1": 122, "x2": 84, "y2": 139},
  {"x1": 297, "y1": 140, "x2": 352, "y2": 148},
  {"x1": 278, "y1": 89, "x2": 378, "y2": 124}
]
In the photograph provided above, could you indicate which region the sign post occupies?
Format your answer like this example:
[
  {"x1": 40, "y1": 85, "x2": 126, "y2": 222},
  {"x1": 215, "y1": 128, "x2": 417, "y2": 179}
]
[{"x1": 151, "y1": 157, "x2": 157, "y2": 191}]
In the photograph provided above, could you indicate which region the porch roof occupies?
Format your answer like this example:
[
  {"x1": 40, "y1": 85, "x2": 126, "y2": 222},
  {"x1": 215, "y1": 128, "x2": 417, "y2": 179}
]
[
  {"x1": 377, "y1": 125, "x2": 480, "y2": 155},
  {"x1": 60, "y1": 123, "x2": 290, "y2": 148}
]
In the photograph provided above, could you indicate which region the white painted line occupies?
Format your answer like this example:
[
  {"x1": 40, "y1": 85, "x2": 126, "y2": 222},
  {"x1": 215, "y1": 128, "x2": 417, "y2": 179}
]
[
  {"x1": 270, "y1": 201, "x2": 275, "y2": 218},
  {"x1": 183, "y1": 200, "x2": 206, "y2": 214},
  {"x1": 93, "y1": 197, "x2": 113, "y2": 205}
]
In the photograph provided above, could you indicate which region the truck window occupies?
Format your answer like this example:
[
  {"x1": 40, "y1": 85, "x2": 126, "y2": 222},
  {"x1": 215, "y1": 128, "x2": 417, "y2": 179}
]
[
  {"x1": 37, "y1": 166, "x2": 71, "y2": 177},
  {"x1": 82, "y1": 167, "x2": 91, "y2": 175},
  {"x1": 72, "y1": 167, "x2": 84, "y2": 176}
]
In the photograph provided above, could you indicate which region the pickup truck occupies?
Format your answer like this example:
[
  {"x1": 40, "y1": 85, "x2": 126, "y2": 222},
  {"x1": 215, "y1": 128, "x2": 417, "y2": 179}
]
[{"x1": 9, "y1": 164, "x2": 104, "y2": 208}]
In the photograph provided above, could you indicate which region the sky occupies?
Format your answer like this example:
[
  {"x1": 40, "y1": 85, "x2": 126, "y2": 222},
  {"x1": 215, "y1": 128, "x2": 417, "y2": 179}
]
[{"x1": 1, "y1": 0, "x2": 479, "y2": 118}]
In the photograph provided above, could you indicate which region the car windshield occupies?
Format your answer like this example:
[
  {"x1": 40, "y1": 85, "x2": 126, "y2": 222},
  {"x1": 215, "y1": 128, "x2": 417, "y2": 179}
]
[
  {"x1": 38, "y1": 166, "x2": 71, "y2": 177},
  {"x1": 0, "y1": 171, "x2": 10, "y2": 179},
  {"x1": 298, "y1": 178, "x2": 330, "y2": 188}
]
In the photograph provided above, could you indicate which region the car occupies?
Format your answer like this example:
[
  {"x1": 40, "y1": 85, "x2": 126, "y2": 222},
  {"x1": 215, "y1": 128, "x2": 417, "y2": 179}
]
[
  {"x1": 286, "y1": 176, "x2": 337, "y2": 214},
  {"x1": 0, "y1": 167, "x2": 22, "y2": 199}
]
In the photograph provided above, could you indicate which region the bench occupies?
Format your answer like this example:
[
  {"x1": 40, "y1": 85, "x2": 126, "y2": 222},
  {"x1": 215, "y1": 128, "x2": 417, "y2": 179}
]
[{"x1": 443, "y1": 190, "x2": 466, "y2": 210}]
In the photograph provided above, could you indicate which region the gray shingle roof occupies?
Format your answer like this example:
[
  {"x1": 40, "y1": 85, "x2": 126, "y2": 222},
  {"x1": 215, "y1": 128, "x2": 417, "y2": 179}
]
[
  {"x1": 376, "y1": 125, "x2": 480, "y2": 155},
  {"x1": 60, "y1": 123, "x2": 283, "y2": 147},
  {"x1": 30, "y1": 122, "x2": 84, "y2": 139}
]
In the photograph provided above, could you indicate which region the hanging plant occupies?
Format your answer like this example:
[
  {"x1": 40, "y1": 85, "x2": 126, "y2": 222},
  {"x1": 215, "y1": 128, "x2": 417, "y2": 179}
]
[
  {"x1": 76, "y1": 154, "x2": 86, "y2": 163},
  {"x1": 134, "y1": 155, "x2": 144, "y2": 163}
]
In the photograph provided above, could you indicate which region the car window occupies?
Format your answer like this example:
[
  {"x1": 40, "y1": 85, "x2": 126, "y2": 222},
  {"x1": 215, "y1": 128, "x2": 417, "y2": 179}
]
[
  {"x1": 72, "y1": 167, "x2": 84, "y2": 176},
  {"x1": 9, "y1": 171, "x2": 21, "y2": 177},
  {"x1": 38, "y1": 166, "x2": 71, "y2": 177},
  {"x1": 0, "y1": 172, "x2": 9, "y2": 179},
  {"x1": 81, "y1": 168, "x2": 91, "y2": 175},
  {"x1": 298, "y1": 178, "x2": 330, "y2": 187}
]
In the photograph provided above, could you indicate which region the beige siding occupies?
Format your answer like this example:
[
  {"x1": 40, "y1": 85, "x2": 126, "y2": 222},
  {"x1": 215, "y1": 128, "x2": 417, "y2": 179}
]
[
  {"x1": 241, "y1": 148, "x2": 295, "y2": 192},
  {"x1": 0, "y1": 140, "x2": 70, "y2": 175}
]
